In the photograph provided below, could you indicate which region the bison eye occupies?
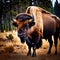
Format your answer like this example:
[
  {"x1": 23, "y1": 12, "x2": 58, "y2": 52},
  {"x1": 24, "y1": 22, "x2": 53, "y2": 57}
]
[
  {"x1": 29, "y1": 21, "x2": 35, "y2": 28},
  {"x1": 13, "y1": 22, "x2": 18, "y2": 27}
]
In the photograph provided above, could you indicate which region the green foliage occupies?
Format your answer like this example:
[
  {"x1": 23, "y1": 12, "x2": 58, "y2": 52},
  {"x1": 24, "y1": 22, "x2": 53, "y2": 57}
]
[
  {"x1": 54, "y1": 1, "x2": 60, "y2": 18},
  {"x1": 18, "y1": 0, "x2": 29, "y2": 12},
  {"x1": 11, "y1": 10, "x2": 18, "y2": 17},
  {"x1": 4, "y1": 19, "x2": 9, "y2": 31},
  {"x1": 0, "y1": 0, "x2": 54, "y2": 32},
  {"x1": 12, "y1": 25, "x2": 17, "y2": 30},
  {"x1": 38, "y1": 0, "x2": 53, "y2": 12},
  {"x1": 6, "y1": 34, "x2": 14, "y2": 40}
]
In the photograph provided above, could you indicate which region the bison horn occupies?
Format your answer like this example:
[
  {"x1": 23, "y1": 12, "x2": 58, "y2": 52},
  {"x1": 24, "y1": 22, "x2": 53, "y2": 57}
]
[{"x1": 32, "y1": 14, "x2": 34, "y2": 21}]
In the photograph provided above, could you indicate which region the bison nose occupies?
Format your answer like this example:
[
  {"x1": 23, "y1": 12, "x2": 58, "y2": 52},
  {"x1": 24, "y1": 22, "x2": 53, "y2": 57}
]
[{"x1": 13, "y1": 22, "x2": 18, "y2": 27}]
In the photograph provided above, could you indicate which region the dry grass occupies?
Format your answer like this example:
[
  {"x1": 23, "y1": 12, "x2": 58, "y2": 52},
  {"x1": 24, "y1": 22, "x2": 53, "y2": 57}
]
[
  {"x1": 0, "y1": 31, "x2": 60, "y2": 60},
  {"x1": 4, "y1": 45, "x2": 14, "y2": 53},
  {"x1": 0, "y1": 30, "x2": 27, "y2": 54}
]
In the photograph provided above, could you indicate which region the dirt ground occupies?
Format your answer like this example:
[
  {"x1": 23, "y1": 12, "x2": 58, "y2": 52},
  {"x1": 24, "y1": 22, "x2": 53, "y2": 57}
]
[{"x1": 0, "y1": 31, "x2": 60, "y2": 60}]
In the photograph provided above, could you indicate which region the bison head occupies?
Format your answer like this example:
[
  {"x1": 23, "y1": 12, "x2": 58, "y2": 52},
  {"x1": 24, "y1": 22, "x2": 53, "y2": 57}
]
[{"x1": 13, "y1": 13, "x2": 35, "y2": 43}]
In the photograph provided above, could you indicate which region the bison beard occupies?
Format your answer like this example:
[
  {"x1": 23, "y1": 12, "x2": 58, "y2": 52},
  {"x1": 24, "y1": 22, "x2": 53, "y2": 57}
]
[
  {"x1": 17, "y1": 22, "x2": 42, "y2": 57},
  {"x1": 18, "y1": 30, "x2": 31, "y2": 44},
  {"x1": 28, "y1": 30, "x2": 42, "y2": 49},
  {"x1": 18, "y1": 21, "x2": 35, "y2": 43}
]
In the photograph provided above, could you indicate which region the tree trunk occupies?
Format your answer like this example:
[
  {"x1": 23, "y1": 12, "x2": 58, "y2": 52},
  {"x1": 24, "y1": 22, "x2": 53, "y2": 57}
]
[
  {"x1": 1, "y1": 18, "x2": 4, "y2": 32},
  {"x1": 9, "y1": 0, "x2": 12, "y2": 31},
  {"x1": 8, "y1": 17, "x2": 12, "y2": 31},
  {"x1": 0, "y1": 1, "x2": 4, "y2": 32}
]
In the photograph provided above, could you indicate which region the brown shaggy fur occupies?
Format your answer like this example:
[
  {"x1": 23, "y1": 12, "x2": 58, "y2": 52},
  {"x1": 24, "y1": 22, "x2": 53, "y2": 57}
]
[
  {"x1": 26, "y1": 6, "x2": 60, "y2": 55},
  {"x1": 26, "y1": 6, "x2": 60, "y2": 38}
]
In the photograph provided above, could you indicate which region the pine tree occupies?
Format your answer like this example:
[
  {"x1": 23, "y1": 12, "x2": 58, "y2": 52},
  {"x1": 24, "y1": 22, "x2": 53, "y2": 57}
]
[
  {"x1": 29, "y1": 0, "x2": 38, "y2": 6},
  {"x1": 54, "y1": 0, "x2": 60, "y2": 18},
  {"x1": 29, "y1": 0, "x2": 53, "y2": 12},
  {"x1": 38, "y1": 0, "x2": 53, "y2": 12},
  {"x1": 0, "y1": 0, "x2": 4, "y2": 32}
]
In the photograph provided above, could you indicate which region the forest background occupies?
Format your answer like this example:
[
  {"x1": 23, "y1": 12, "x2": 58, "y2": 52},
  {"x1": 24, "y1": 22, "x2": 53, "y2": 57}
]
[{"x1": 0, "y1": 0, "x2": 60, "y2": 32}]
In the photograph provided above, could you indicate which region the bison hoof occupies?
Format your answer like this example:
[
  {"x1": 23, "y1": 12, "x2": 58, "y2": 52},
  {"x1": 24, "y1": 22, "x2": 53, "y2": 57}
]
[
  {"x1": 32, "y1": 53, "x2": 36, "y2": 57},
  {"x1": 27, "y1": 52, "x2": 31, "y2": 56},
  {"x1": 47, "y1": 51, "x2": 51, "y2": 54},
  {"x1": 54, "y1": 51, "x2": 57, "y2": 55}
]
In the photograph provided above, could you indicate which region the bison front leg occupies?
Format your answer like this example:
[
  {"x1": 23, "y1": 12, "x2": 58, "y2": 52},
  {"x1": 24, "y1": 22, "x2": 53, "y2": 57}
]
[
  {"x1": 32, "y1": 45, "x2": 36, "y2": 57},
  {"x1": 54, "y1": 33, "x2": 58, "y2": 55},
  {"x1": 27, "y1": 46, "x2": 31, "y2": 56},
  {"x1": 48, "y1": 36, "x2": 53, "y2": 54}
]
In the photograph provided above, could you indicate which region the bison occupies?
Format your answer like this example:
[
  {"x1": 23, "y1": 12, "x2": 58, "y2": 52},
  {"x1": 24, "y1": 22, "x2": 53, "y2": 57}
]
[{"x1": 13, "y1": 6, "x2": 60, "y2": 57}]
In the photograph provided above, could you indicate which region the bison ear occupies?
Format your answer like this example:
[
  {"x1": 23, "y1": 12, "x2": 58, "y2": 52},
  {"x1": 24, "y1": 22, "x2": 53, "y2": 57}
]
[{"x1": 16, "y1": 13, "x2": 32, "y2": 21}]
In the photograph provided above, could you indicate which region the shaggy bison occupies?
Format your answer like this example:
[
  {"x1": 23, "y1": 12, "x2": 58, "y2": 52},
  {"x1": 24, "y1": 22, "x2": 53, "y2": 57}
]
[{"x1": 13, "y1": 6, "x2": 60, "y2": 57}]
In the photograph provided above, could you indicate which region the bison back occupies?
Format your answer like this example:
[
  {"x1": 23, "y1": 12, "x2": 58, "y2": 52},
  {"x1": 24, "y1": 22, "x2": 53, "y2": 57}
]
[{"x1": 42, "y1": 14, "x2": 56, "y2": 38}]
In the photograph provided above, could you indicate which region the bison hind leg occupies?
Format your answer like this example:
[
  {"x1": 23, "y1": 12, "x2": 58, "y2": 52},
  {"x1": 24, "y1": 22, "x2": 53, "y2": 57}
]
[
  {"x1": 32, "y1": 45, "x2": 36, "y2": 57},
  {"x1": 54, "y1": 33, "x2": 59, "y2": 55},
  {"x1": 48, "y1": 36, "x2": 53, "y2": 54}
]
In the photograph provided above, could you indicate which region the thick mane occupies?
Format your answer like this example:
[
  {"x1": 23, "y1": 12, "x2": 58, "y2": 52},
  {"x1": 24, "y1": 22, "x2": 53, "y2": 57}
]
[
  {"x1": 26, "y1": 6, "x2": 43, "y2": 36},
  {"x1": 26, "y1": 6, "x2": 60, "y2": 20},
  {"x1": 26, "y1": 6, "x2": 60, "y2": 37}
]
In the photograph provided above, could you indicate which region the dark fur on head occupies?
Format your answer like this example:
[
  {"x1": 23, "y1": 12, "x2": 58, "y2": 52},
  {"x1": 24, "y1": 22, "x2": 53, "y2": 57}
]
[{"x1": 16, "y1": 13, "x2": 32, "y2": 21}]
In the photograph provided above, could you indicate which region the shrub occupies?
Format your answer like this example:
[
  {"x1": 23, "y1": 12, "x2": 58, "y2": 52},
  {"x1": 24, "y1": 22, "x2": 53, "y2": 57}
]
[{"x1": 6, "y1": 34, "x2": 14, "y2": 40}]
